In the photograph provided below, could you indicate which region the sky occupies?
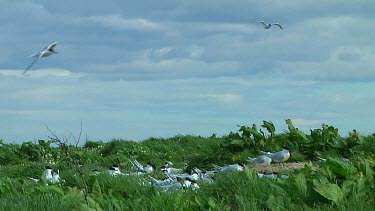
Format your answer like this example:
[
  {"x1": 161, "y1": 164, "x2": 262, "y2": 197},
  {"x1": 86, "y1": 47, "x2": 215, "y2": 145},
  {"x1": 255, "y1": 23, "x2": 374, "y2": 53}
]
[{"x1": 1, "y1": 0, "x2": 375, "y2": 143}]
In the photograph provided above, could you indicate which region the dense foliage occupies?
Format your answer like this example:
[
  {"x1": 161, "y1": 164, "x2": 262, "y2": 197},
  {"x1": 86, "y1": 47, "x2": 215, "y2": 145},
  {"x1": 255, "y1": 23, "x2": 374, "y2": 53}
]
[{"x1": 1, "y1": 119, "x2": 375, "y2": 210}]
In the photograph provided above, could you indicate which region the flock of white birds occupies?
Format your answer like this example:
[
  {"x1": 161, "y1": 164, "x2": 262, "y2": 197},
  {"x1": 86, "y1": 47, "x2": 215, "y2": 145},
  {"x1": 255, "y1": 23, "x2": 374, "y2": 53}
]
[
  {"x1": 30, "y1": 147, "x2": 290, "y2": 192},
  {"x1": 23, "y1": 20, "x2": 282, "y2": 74}
]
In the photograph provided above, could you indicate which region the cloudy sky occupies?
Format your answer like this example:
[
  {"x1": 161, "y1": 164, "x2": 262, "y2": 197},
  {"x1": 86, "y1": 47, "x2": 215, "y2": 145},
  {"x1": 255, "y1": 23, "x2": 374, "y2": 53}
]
[{"x1": 1, "y1": 0, "x2": 375, "y2": 143}]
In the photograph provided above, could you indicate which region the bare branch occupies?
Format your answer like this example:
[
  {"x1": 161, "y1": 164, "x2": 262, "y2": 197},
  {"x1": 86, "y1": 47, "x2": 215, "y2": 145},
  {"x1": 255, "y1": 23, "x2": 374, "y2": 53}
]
[{"x1": 45, "y1": 123, "x2": 90, "y2": 207}]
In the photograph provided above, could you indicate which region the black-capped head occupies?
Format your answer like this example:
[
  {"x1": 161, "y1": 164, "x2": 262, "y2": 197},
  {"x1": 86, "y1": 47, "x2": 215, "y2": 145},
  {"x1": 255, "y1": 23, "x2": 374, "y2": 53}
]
[
  {"x1": 238, "y1": 162, "x2": 245, "y2": 167},
  {"x1": 184, "y1": 177, "x2": 192, "y2": 182},
  {"x1": 283, "y1": 146, "x2": 290, "y2": 151},
  {"x1": 46, "y1": 166, "x2": 53, "y2": 170}
]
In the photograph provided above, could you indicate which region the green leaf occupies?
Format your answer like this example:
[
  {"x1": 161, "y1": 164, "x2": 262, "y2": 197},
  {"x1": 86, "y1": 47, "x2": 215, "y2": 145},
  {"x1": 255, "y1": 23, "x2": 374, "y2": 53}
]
[
  {"x1": 207, "y1": 197, "x2": 216, "y2": 209},
  {"x1": 36, "y1": 185, "x2": 65, "y2": 196},
  {"x1": 264, "y1": 194, "x2": 286, "y2": 210},
  {"x1": 285, "y1": 119, "x2": 309, "y2": 141},
  {"x1": 314, "y1": 183, "x2": 344, "y2": 205},
  {"x1": 92, "y1": 179, "x2": 102, "y2": 195},
  {"x1": 261, "y1": 120, "x2": 275, "y2": 134},
  {"x1": 295, "y1": 173, "x2": 307, "y2": 197},
  {"x1": 229, "y1": 139, "x2": 244, "y2": 146},
  {"x1": 325, "y1": 157, "x2": 357, "y2": 179}
]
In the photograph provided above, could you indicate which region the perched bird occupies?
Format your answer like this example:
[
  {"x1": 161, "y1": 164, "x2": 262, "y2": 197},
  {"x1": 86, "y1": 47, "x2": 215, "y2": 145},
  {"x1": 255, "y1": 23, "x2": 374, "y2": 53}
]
[
  {"x1": 155, "y1": 182, "x2": 182, "y2": 192},
  {"x1": 257, "y1": 172, "x2": 278, "y2": 180},
  {"x1": 247, "y1": 155, "x2": 272, "y2": 165},
  {"x1": 149, "y1": 176, "x2": 176, "y2": 186},
  {"x1": 161, "y1": 165, "x2": 183, "y2": 175},
  {"x1": 107, "y1": 165, "x2": 122, "y2": 176},
  {"x1": 131, "y1": 160, "x2": 156, "y2": 173},
  {"x1": 47, "y1": 169, "x2": 60, "y2": 184},
  {"x1": 174, "y1": 171, "x2": 199, "y2": 181},
  {"x1": 122, "y1": 172, "x2": 146, "y2": 176},
  {"x1": 24, "y1": 42, "x2": 58, "y2": 74},
  {"x1": 258, "y1": 21, "x2": 283, "y2": 30},
  {"x1": 212, "y1": 163, "x2": 245, "y2": 173},
  {"x1": 164, "y1": 161, "x2": 174, "y2": 167},
  {"x1": 89, "y1": 169, "x2": 101, "y2": 176},
  {"x1": 182, "y1": 178, "x2": 200, "y2": 191},
  {"x1": 262, "y1": 147, "x2": 290, "y2": 166}
]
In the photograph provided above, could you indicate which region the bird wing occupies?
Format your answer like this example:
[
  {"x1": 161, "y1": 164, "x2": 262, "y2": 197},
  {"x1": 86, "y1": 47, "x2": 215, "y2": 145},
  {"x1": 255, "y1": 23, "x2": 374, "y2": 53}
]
[
  {"x1": 23, "y1": 53, "x2": 43, "y2": 74},
  {"x1": 132, "y1": 160, "x2": 145, "y2": 172},
  {"x1": 259, "y1": 21, "x2": 267, "y2": 27},
  {"x1": 47, "y1": 42, "x2": 58, "y2": 50},
  {"x1": 272, "y1": 23, "x2": 283, "y2": 29}
]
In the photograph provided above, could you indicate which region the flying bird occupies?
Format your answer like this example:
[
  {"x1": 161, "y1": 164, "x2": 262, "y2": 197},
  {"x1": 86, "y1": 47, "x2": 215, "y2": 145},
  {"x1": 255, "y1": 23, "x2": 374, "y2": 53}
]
[
  {"x1": 258, "y1": 21, "x2": 283, "y2": 30},
  {"x1": 23, "y1": 41, "x2": 58, "y2": 74}
]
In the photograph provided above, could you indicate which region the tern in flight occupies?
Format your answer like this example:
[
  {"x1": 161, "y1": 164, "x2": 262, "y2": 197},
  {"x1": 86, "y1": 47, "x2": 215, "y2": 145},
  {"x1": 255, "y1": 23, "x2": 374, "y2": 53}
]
[
  {"x1": 23, "y1": 41, "x2": 58, "y2": 74},
  {"x1": 258, "y1": 21, "x2": 283, "y2": 30}
]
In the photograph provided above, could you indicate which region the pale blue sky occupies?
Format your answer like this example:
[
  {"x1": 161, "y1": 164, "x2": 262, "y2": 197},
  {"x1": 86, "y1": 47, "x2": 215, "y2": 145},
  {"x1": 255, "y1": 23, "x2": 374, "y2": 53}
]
[{"x1": 1, "y1": 0, "x2": 375, "y2": 143}]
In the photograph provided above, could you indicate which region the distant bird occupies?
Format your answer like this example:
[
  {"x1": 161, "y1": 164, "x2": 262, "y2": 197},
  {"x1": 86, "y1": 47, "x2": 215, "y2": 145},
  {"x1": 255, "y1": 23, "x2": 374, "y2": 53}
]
[
  {"x1": 107, "y1": 164, "x2": 122, "y2": 176},
  {"x1": 164, "y1": 161, "x2": 174, "y2": 167},
  {"x1": 257, "y1": 172, "x2": 278, "y2": 180},
  {"x1": 149, "y1": 176, "x2": 177, "y2": 186},
  {"x1": 131, "y1": 160, "x2": 155, "y2": 173},
  {"x1": 262, "y1": 147, "x2": 290, "y2": 165},
  {"x1": 212, "y1": 163, "x2": 245, "y2": 173},
  {"x1": 45, "y1": 166, "x2": 53, "y2": 182},
  {"x1": 174, "y1": 171, "x2": 200, "y2": 181},
  {"x1": 156, "y1": 182, "x2": 182, "y2": 192},
  {"x1": 89, "y1": 169, "x2": 101, "y2": 176},
  {"x1": 258, "y1": 21, "x2": 283, "y2": 30},
  {"x1": 24, "y1": 41, "x2": 58, "y2": 74},
  {"x1": 161, "y1": 161, "x2": 185, "y2": 174},
  {"x1": 182, "y1": 178, "x2": 200, "y2": 191},
  {"x1": 247, "y1": 155, "x2": 272, "y2": 165},
  {"x1": 47, "y1": 169, "x2": 60, "y2": 184}
]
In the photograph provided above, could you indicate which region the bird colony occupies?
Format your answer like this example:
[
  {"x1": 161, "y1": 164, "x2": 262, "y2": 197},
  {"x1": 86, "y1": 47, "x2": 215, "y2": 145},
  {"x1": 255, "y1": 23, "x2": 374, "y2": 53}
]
[{"x1": 29, "y1": 148, "x2": 290, "y2": 192}]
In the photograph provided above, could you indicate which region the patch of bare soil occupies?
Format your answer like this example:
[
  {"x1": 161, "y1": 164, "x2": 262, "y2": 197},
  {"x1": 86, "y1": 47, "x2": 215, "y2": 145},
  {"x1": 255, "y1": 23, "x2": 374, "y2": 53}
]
[{"x1": 247, "y1": 161, "x2": 318, "y2": 174}]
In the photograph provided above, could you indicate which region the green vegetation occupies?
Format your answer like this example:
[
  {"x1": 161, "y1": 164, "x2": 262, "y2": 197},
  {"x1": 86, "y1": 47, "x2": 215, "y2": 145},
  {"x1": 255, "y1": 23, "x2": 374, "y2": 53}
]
[{"x1": 0, "y1": 119, "x2": 375, "y2": 210}]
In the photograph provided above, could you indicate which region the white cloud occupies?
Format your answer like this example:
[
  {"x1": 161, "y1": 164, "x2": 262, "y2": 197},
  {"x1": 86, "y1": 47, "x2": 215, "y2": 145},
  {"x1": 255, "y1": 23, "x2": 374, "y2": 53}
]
[
  {"x1": 207, "y1": 94, "x2": 243, "y2": 105},
  {"x1": 152, "y1": 47, "x2": 173, "y2": 57},
  {"x1": 291, "y1": 118, "x2": 326, "y2": 128},
  {"x1": 275, "y1": 45, "x2": 375, "y2": 81},
  {"x1": 81, "y1": 15, "x2": 163, "y2": 31},
  {"x1": 187, "y1": 44, "x2": 204, "y2": 58},
  {"x1": 0, "y1": 69, "x2": 85, "y2": 78}
]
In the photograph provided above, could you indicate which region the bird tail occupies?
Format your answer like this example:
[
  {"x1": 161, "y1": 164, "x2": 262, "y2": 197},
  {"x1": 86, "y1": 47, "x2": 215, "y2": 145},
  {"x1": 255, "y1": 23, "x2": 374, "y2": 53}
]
[
  {"x1": 247, "y1": 157, "x2": 256, "y2": 162},
  {"x1": 211, "y1": 164, "x2": 221, "y2": 172},
  {"x1": 132, "y1": 160, "x2": 144, "y2": 172},
  {"x1": 149, "y1": 176, "x2": 158, "y2": 184}
]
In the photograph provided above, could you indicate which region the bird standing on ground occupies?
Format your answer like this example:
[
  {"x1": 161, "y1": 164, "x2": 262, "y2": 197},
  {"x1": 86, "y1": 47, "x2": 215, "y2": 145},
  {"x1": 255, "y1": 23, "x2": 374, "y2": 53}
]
[
  {"x1": 262, "y1": 147, "x2": 290, "y2": 165},
  {"x1": 247, "y1": 155, "x2": 272, "y2": 165},
  {"x1": 24, "y1": 41, "x2": 58, "y2": 74},
  {"x1": 258, "y1": 21, "x2": 283, "y2": 30}
]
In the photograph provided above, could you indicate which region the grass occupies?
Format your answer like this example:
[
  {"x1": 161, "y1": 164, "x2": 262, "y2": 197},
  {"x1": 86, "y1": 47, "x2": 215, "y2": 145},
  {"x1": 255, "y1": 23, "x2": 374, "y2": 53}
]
[{"x1": 0, "y1": 123, "x2": 375, "y2": 210}]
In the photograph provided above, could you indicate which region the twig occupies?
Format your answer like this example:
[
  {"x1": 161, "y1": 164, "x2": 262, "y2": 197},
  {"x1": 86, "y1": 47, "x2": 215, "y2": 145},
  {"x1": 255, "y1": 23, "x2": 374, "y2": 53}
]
[{"x1": 46, "y1": 123, "x2": 90, "y2": 207}]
